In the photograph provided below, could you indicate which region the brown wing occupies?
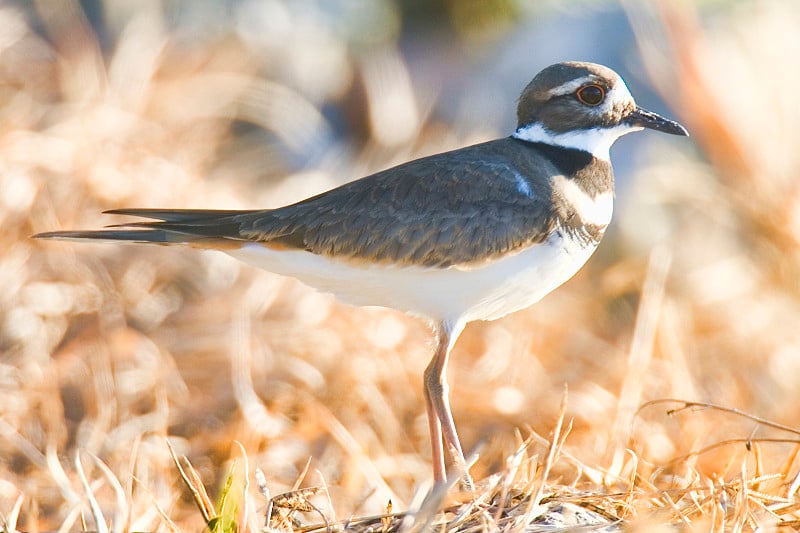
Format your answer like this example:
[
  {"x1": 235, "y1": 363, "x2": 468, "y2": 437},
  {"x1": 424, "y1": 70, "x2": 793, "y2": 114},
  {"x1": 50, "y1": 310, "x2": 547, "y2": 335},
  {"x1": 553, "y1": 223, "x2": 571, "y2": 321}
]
[
  {"x1": 236, "y1": 139, "x2": 558, "y2": 267},
  {"x1": 35, "y1": 139, "x2": 561, "y2": 268}
]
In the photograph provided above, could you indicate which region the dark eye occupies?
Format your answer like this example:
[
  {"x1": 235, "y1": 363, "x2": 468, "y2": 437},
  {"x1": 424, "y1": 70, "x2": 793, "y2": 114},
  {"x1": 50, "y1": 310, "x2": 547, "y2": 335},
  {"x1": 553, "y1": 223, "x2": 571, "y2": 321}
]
[{"x1": 576, "y1": 84, "x2": 605, "y2": 106}]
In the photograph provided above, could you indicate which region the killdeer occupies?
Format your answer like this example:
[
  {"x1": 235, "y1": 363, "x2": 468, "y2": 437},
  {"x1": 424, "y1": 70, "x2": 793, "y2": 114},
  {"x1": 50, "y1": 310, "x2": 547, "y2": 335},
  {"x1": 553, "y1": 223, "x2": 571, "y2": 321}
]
[{"x1": 36, "y1": 62, "x2": 688, "y2": 486}]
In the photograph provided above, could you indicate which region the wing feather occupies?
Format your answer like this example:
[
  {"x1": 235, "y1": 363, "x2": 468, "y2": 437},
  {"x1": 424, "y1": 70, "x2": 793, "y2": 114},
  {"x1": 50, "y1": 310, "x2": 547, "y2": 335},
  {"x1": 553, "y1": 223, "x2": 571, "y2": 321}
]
[
  {"x1": 237, "y1": 139, "x2": 557, "y2": 267},
  {"x1": 36, "y1": 139, "x2": 560, "y2": 268}
]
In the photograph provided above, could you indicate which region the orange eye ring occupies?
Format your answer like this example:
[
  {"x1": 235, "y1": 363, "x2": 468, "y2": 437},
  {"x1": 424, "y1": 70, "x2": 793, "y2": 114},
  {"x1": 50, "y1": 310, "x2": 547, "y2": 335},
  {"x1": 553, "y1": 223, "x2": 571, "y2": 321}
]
[{"x1": 576, "y1": 84, "x2": 605, "y2": 106}]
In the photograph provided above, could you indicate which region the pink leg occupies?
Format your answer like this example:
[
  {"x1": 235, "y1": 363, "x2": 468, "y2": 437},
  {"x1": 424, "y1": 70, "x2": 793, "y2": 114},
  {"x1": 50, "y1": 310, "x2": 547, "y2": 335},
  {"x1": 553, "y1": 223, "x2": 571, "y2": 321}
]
[
  {"x1": 423, "y1": 321, "x2": 471, "y2": 487},
  {"x1": 424, "y1": 373, "x2": 446, "y2": 484}
]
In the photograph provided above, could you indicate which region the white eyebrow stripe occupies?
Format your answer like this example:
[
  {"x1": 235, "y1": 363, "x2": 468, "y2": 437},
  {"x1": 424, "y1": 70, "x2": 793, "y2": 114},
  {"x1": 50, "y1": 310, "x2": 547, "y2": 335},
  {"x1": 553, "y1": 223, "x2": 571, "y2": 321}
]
[{"x1": 547, "y1": 76, "x2": 597, "y2": 96}]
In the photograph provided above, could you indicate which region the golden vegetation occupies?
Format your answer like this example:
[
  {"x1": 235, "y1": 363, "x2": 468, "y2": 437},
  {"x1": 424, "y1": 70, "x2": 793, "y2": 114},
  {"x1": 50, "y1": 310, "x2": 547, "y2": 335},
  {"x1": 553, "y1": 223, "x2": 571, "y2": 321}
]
[{"x1": 2, "y1": 1, "x2": 800, "y2": 531}]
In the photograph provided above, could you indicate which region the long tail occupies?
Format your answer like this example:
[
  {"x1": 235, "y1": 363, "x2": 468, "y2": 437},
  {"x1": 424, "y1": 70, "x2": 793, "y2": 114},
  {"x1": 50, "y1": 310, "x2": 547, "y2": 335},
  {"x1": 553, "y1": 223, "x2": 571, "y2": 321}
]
[{"x1": 33, "y1": 208, "x2": 261, "y2": 247}]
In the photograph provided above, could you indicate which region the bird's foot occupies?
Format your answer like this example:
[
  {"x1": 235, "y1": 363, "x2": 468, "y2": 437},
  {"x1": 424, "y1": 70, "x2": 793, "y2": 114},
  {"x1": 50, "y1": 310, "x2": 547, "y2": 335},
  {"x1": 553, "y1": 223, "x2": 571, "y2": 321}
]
[{"x1": 447, "y1": 443, "x2": 475, "y2": 492}]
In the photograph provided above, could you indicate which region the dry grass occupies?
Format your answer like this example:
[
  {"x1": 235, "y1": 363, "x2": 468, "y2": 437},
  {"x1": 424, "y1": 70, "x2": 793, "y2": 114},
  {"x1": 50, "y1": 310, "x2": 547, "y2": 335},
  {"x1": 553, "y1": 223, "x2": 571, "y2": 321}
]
[{"x1": 3, "y1": 1, "x2": 800, "y2": 531}]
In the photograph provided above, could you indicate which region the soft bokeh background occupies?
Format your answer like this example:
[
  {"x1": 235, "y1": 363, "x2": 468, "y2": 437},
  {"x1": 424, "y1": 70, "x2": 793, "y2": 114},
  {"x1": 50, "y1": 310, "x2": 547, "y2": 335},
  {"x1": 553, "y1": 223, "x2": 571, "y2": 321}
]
[{"x1": 3, "y1": 0, "x2": 800, "y2": 530}]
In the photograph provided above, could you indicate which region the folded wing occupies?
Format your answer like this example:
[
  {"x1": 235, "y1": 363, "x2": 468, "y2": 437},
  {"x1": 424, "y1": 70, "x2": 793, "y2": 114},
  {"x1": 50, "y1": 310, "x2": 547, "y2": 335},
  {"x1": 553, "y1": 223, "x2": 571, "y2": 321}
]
[{"x1": 35, "y1": 141, "x2": 558, "y2": 268}]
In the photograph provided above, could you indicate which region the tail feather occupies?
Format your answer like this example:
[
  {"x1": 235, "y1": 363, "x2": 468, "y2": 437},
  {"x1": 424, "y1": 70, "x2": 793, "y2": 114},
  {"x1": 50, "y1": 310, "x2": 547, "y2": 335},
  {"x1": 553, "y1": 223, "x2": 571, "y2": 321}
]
[
  {"x1": 33, "y1": 229, "x2": 177, "y2": 243},
  {"x1": 104, "y1": 208, "x2": 258, "y2": 222},
  {"x1": 33, "y1": 208, "x2": 262, "y2": 246}
]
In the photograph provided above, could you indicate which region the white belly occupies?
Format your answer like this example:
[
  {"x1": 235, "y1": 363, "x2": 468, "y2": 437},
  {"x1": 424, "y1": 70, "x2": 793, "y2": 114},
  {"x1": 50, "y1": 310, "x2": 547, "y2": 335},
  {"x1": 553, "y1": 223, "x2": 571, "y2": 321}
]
[{"x1": 228, "y1": 228, "x2": 599, "y2": 325}]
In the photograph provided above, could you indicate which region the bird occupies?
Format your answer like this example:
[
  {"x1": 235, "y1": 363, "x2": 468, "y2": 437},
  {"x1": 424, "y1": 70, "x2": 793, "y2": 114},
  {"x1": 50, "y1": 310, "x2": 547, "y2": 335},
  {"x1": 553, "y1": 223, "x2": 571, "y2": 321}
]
[{"x1": 35, "y1": 61, "x2": 688, "y2": 486}]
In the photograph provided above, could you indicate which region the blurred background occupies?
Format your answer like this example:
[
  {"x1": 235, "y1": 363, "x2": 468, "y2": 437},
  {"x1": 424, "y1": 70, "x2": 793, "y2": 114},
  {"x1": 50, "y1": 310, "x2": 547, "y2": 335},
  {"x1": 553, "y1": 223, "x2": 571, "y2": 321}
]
[{"x1": 3, "y1": 0, "x2": 800, "y2": 529}]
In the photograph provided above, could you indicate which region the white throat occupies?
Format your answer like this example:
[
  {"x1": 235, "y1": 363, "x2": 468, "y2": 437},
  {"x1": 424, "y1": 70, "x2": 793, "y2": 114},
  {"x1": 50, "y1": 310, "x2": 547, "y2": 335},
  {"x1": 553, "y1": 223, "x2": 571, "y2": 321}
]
[{"x1": 513, "y1": 123, "x2": 641, "y2": 160}]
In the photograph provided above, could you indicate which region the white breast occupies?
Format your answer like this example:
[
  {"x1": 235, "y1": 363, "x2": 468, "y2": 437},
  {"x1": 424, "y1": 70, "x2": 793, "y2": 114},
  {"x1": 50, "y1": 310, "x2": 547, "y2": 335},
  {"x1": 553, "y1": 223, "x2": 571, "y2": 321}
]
[{"x1": 228, "y1": 228, "x2": 602, "y2": 325}]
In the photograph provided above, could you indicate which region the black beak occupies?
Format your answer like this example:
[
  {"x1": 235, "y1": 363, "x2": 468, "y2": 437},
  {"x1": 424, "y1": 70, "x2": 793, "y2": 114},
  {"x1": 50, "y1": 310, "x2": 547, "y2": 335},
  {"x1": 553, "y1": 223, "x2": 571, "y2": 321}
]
[{"x1": 626, "y1": 106, "x2": 689, "y2": 136}]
